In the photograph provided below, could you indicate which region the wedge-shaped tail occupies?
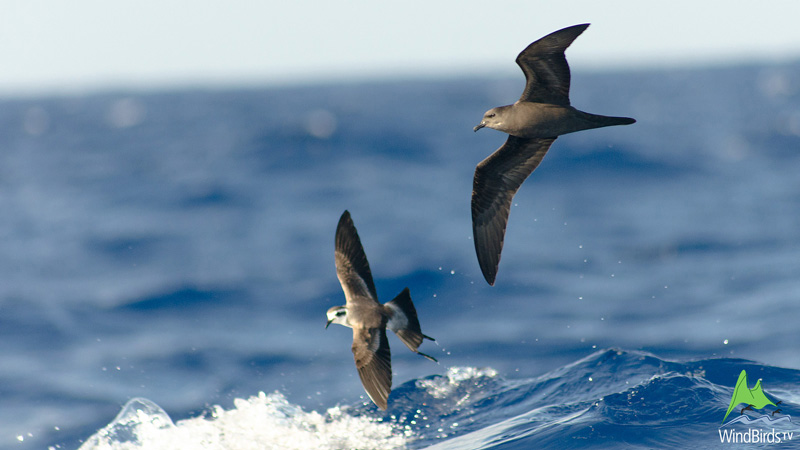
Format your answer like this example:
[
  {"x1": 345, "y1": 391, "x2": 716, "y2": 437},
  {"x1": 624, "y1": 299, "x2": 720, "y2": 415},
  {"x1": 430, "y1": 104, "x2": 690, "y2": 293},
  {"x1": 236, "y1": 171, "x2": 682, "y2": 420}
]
[{"x1": 577, "y1": 111, "x2": 636, "y2": 130}]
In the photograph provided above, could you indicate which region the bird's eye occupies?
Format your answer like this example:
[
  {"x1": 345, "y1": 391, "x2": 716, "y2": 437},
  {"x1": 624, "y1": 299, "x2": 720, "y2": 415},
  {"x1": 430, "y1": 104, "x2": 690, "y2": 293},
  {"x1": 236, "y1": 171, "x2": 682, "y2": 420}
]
[
  {"x1": 487, "y1": 113, "x2": 495, "y2": 118},
  {"x1": 336, "y1": 311, "x2": 346, "y2": 316}
]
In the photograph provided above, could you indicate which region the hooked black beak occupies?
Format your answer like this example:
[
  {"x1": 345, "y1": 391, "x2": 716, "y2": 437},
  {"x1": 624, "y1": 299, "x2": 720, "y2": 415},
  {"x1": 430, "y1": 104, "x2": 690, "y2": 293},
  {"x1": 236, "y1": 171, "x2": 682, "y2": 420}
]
[
  {"x1": 473, "y1": 122, "x2": 485, "y2": 132},
  {"x1": 325, "y1": 319, "x2": 333, "y2": 329}
]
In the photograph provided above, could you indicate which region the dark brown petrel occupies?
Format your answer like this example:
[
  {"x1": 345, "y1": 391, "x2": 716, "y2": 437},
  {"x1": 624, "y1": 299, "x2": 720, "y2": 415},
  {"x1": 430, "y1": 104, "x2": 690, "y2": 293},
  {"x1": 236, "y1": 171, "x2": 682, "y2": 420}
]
[
  {"x1": 326, "y1": 210, "x2": 436, "y2": 410},
  {"x1": 472, "y1": 23, "x2": 636, "y2": 285}
]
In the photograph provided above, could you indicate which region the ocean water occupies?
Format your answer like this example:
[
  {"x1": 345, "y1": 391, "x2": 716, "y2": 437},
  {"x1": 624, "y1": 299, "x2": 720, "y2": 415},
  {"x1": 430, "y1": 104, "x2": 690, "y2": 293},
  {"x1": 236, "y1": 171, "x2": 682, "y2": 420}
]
[{"x1": 2, "y1": 61, "x2": 800, "y2": 449}]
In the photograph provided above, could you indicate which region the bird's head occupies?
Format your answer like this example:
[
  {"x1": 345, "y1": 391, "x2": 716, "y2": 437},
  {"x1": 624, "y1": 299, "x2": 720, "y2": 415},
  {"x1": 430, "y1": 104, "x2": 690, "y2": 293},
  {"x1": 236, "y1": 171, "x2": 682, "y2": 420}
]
[
  {"x1": 326, "y1": 305, "x2": 349, "y2": 328},
  {"x1": 474, "y1": 107, "x2": 506, "y2": 132}
]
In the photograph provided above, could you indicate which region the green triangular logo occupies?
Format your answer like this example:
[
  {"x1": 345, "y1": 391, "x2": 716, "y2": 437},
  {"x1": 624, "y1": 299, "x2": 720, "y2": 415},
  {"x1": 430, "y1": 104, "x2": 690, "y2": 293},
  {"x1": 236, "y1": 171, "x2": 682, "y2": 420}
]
[{"x1": 723, "y1": 370, "x2": 776, "y2": 423}]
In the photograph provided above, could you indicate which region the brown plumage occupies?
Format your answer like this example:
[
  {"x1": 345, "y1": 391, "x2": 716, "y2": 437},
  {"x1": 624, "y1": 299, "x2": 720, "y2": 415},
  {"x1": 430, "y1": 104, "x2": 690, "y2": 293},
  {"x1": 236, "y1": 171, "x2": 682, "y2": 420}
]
[
  {"x1": 472, "y1": 23, "x2": 635, "y2": 285},
  {"x1": 326, "y1": 211, "x2": 436, "y2": 410}
]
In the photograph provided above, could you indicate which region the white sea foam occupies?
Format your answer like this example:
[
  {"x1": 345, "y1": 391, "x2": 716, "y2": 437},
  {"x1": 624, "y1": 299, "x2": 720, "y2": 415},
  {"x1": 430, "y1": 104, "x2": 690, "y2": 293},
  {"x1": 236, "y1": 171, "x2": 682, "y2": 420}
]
[
  {"x1": 416, "y1": 367, "x2": 498, "y2": 400},
  {"x1": 79, "y1": 392, "x2": 407, "y2": 450}
]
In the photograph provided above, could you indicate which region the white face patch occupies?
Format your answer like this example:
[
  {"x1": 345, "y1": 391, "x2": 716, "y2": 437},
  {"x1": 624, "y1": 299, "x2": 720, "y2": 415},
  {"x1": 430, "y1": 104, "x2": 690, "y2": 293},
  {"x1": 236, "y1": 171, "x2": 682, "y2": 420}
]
[{"x1": 327, "y1": 307, "x2": 350, "y2": 327}]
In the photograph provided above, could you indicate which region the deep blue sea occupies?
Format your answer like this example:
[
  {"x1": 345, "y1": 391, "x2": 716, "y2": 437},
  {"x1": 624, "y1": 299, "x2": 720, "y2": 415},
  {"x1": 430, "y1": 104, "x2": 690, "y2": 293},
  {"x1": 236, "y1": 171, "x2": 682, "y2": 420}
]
[{"x1": 2, "y1": 61, "x2": 800, "y2": 449}]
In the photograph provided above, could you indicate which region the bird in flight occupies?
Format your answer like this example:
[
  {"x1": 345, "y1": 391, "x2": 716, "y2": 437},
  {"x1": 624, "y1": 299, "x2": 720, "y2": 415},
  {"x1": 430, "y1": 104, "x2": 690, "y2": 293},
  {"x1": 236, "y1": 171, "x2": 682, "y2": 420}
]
[
  {"x1": 472, "y1": 23, "x2": 636, "y2": 285},
  {"x1": 326, "y1": 210, "x2": 437, "y2": 410}
]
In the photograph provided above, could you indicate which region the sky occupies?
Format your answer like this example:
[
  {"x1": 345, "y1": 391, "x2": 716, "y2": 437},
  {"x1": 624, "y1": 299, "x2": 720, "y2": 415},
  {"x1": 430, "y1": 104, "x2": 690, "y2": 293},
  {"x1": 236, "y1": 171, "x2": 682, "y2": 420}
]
[{"x1": 2, "y1": 0, "x2": 800, "y2": 96}]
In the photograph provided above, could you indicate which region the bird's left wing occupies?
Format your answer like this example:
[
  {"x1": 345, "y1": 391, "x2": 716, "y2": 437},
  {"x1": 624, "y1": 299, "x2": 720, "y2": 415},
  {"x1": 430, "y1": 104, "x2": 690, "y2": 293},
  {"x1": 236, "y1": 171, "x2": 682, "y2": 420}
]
[
  {"x1": 516, "y1": 23, "x2": 589, "y2": 106},
  {"x1": 352, "y1": 326, "x2": 392, "y2": 410}
]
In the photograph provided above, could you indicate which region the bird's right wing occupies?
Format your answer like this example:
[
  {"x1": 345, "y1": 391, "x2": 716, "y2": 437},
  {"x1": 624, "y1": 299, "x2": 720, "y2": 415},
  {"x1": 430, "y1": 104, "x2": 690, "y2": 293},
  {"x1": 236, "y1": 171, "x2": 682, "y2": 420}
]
[
  {"x1": 335, "y1": 210, "x2": 379, "y2": 306},
  {"x1": 352, "y1": 326, "x2": 392, "y2": 410},
  {"x1": 471, "y1": 136, "x2": 556, "y2": 285}
]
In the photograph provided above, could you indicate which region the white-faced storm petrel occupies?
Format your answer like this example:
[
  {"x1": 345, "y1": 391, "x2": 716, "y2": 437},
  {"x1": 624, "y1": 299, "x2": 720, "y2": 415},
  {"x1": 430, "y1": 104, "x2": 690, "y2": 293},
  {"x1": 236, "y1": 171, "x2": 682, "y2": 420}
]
[
  {"x1": 472, "y1": 23, "x2": 635, "y2": 286},
  {"x1": 326, "y1": 210, "x2": 436, "y2": 410}
]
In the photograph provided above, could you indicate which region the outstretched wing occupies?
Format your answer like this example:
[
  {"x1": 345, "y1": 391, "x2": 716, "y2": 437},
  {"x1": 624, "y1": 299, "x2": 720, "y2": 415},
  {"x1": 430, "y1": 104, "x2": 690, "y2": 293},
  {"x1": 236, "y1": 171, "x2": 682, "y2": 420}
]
[
  {"x1": 471, "y1": 136, "x2": 556, "y2": 285},
  {"x1": 335, "y1": 210, "x2": 379, "y2": 306},
  {"x1": 516, "y1": 23, "x2": 589, "y2": 106},
  {"x1": 352, "y1": 326, "x2": 392, "y2": 410}
]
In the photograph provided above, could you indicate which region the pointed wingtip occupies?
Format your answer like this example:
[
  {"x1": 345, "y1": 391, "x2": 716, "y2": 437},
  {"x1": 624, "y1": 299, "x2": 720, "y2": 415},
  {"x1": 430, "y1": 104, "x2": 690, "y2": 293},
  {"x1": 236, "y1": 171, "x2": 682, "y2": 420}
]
[
  {"x1": 552, "y1": 23, "x2": 591, "y2": 41},
  {"x1": 571, "y1": 23, "x2": 591, "y2": 35},
  {"x1": 474, "y1": 226, "x2": 499, "y2": 286},
  {"x1": 337, "y1": 210, "x2": 353, "y2": 233},
  {"x1": 479, "y1": 261, "x2": 498, "y2": 286},
  {"x1": 563, "y1": 23, "x2": 590, "y2": 42}
]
